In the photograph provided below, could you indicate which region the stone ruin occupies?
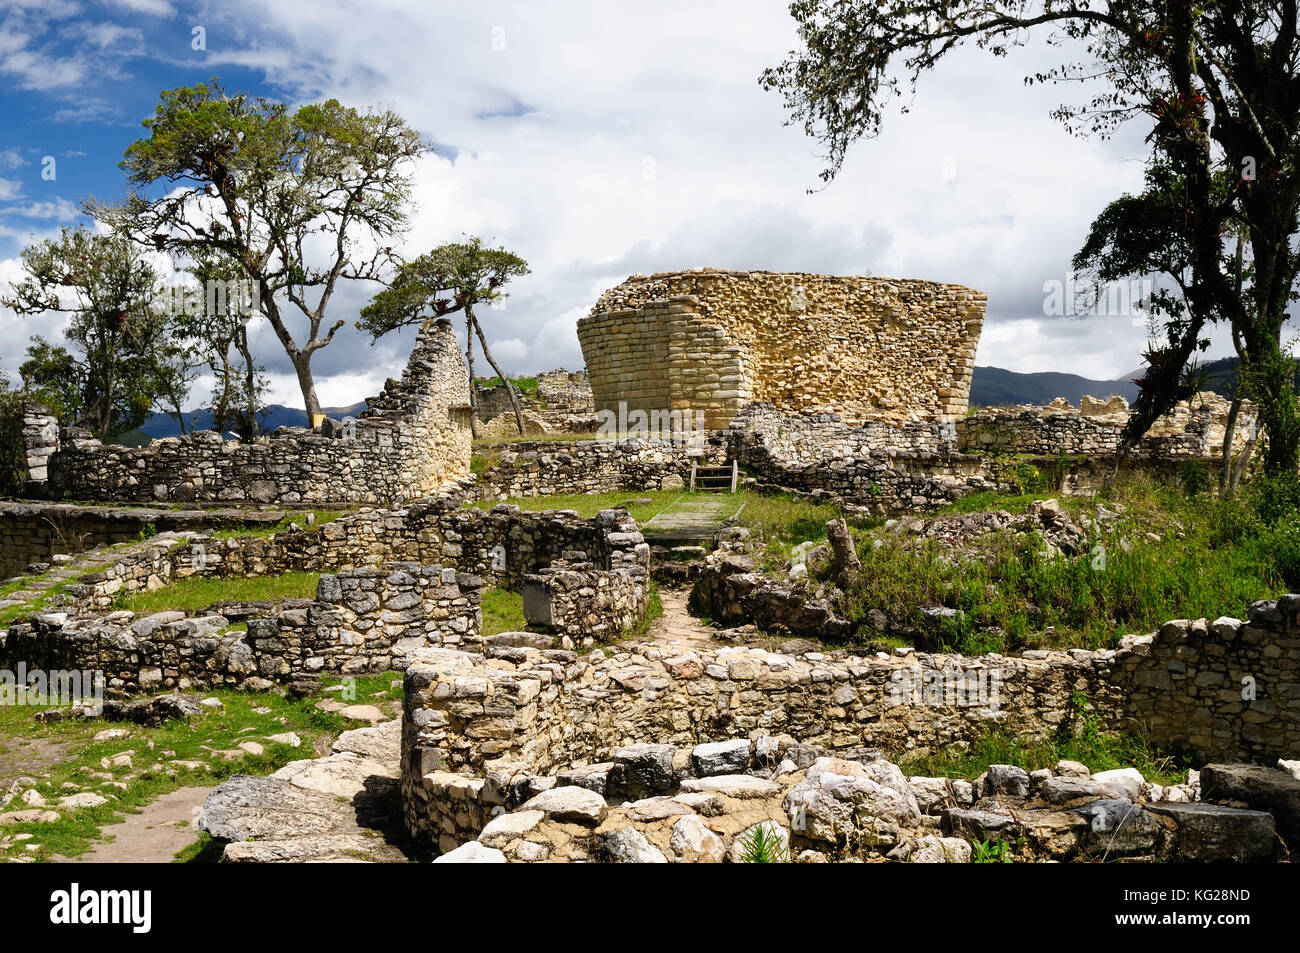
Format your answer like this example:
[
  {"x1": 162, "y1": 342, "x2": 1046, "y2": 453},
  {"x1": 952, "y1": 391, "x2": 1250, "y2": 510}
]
[
  {"x1": 19, "y1": 318, "x2": 474, "y2": 506},
  {"x1": 2, "y1": 268, "x2": 1296, "y2": 865},
  {"x1": 577, "y1": 269, "x2": 986, "y2": 430}
]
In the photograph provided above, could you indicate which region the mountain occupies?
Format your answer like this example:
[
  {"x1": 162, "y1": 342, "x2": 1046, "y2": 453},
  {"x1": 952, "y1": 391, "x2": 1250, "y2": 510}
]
[
  {"x1": 131, "y1": 401, "x2": 369, "y2": 442},
  {"x1": 969, "y1": 366, "x2": 1140, "y2": 407}
]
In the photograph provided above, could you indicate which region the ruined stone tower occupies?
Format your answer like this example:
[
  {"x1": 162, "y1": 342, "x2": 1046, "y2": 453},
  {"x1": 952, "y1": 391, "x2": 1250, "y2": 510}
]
[{"x1": 577, "y1": 269, "x2": 986, "y2": 429}]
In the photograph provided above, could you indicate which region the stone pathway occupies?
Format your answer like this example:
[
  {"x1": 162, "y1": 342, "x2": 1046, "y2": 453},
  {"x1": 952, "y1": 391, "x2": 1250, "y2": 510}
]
[
  {"x1": 198, "y1": 719, "x2": 410, "y2": 862},
  {"x1": 62, "y1": 785, "x2": 215, "y2": 863},
  {"x1": 640, "y1": 496, "x2": 743, "y2": 545},
  {"x1": 647, "y1": 587, "x2": 720, "y2": 653}
]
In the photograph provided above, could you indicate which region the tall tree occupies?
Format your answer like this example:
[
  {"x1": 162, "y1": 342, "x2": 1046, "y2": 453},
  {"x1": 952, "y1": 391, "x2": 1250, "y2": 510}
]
[
  {"x1": 89, "y1": 79, "x2": 427, "y2": 422},
  {"x1": 358, "y1": 238, "x2": 531, "y2": 435},
  {"x1": 3, "y1": 227, "x2": 184, "y2": 441},
  {"x1": 761, "y1": 0, "x2": 1300, "y2": 476}
]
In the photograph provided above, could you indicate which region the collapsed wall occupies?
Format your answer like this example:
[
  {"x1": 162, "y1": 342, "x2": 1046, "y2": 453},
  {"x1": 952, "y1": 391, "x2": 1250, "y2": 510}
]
[
  {"x1": 577, "y1": 269, "x2": 986, "y2": 429},
  {"x1": 28, "y1": 319, "x2": 473, "y2": 506},
  {"x1": 0, "y1": 490, "x2": 652, "y2": 694},
  {"x1": 399, "y1": 595, "x2": 1300, "y2": 853}
]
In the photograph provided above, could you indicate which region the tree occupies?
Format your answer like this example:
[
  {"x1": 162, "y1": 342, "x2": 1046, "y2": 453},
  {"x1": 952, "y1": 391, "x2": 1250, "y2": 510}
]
[
  {"x1": 90, "y1": 79, "x2": 427, "y2": 422},
  {"x1": 761, "y1": 0, "x2": 1300, "y2": 477},
  {"x1": 2, "y1": 227, "x2": 185, "y2": 441},
  {"x1": 175, "y1": 252, "x2": 268, "y2": 439},
  {"x1": 358, "y1": 238, "x2": 531, "y2": 435}
]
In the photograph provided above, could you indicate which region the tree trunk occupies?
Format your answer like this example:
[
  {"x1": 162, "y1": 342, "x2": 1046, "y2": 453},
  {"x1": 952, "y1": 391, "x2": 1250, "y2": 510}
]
[
  {"x1": 469, "y1": 304, "x2": 526, "y2": 434},
  {"x1": 1219, "y1": 392, "x2": 1241, "y2": 496},
  {"x1": 1231, "y1": 416, "x2": 1259, "y2": 494},
  {"x1": 292, "y1": 352, "x2": 322, "y2": 425},
  {"x1": 465, "y1": 314, "x2": 481, "y2": 440},
  {"x1": 826, "y1": 517, "x2": 861, "y2": 589},
  {"x1": 237, "y1": 328, "x2": 259, "y2": 438}
]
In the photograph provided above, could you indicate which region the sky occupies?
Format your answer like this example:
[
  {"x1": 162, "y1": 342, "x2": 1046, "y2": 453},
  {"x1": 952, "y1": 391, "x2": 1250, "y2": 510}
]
[{"x1": 0, "y1": 0, "x2": 1267, "y2": 410}]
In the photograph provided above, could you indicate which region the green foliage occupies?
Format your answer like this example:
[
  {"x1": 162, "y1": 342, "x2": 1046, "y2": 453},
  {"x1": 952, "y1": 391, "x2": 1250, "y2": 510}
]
[
  {"x1": 476, "y1": 375, "x2": 540, "y2": 398},
  {"x1": 971, "y1": 839, "x2": 1014, "y2": 863},
  {"x1": 899, "y1": 725, "x2": 1188, "y2": 788},
  {"x1": 736, "y1": 824, "x2": 790, "y2": 863},
  {"x1": 844, "y1": 475, "x2": 1289, "y2": 652},
  {"x1": 358, "y1": 238, "x2": 530, "y2": 340},
  {"x1": 114, "y1": 571, "x2": 323, "y2": 614},
  {"x1": 0, "y1": 375, "x2": 28, "y2": 496},
  {"x1": 2, "y1": 227, "x2": 189, "y2": 440},
  {"x1": 95, "y1": 78, "x2": 427, "y2": 419}
]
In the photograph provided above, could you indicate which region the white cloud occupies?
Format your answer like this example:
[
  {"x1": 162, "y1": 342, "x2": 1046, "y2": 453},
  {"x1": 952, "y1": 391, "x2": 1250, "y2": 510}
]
[
  {"x1": 8, "y1": 197, "x2": 78, "y2": 219},
  {"x1": 1, "y1": 0, "x2": 1240, "y2": 409}
]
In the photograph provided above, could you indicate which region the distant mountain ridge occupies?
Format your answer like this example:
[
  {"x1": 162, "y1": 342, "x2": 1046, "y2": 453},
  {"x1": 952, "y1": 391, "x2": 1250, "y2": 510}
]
[
  {"x1": 135, "y1": 401, "x2": 368, "y2": 440},
  {"x1": 969, "y1": 366, "x2": 1141, "y2": 408}
]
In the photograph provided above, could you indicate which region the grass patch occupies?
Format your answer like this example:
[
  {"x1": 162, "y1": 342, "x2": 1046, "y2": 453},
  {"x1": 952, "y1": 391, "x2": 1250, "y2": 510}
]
[
  {"x1": 208, "y1": 510, "x2": 345, "y2": 541},
  {"x1": 469, "y1": 488, "x2": 691, "y2": 524},
  {"x1": 115, "y1": 571, "x2": 323, "y2": 615},
  {"x1": 897, "y1": 697, "x2": 1190, "y2": 787},
  {"x1": 475, "y1": 375, "x2": 540, "y2": 399},
  {"x1": 843, "y1": 473, "x2": 1290, "y2": 652},
  {"x1": 481, "y1": 587, "x2": 526, "y2": 635},
  {"x1": 0, "y1": 672, "x2": 400, "y2": 862}
]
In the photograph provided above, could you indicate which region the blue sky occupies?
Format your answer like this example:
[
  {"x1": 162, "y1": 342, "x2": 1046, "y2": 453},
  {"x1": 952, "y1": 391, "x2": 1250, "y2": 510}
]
[{"x1": 0, "y1": 0, "x2": 1262, "y2": 411}]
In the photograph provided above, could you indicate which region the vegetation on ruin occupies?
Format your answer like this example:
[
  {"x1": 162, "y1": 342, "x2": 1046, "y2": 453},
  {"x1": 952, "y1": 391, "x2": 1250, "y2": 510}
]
[
  {"x1": 840, "y1": 473, "x2": 1293, "y2": 653},
  {"x1": 207, "y1": 509, "x2": 346, "y2": 540},
  {"x1": 0, "y1": 673, "x2": 400, "y2": 862},
  {"x1": 114, "y1": 571, "x2": 323, "y2": 615},
  {"x1": 358, "y1": 237, "x2": 532, "y2": 436},
  {"x1": 898, "y1": 721, "x2": 1189, "y2": 791},
  {"x1": 481, "y1": 587, "x2": 526, "y2": 636}
]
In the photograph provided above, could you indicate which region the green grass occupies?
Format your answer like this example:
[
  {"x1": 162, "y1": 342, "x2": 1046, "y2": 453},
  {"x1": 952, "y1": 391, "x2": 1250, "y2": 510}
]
[
  {"x1": 841, "y1": 473, "x2": 1291, "y2": 652},
  {"x1": 208, "y1": 510, "x2": 346, "y2": 540},
  {"x1": 481, "y1": 587, "x2": 526, "y2": 635},
  {"x1": 475, "y1": 375, "x2": 540, "y2": 399},
  {"x1": 0, "y1": 673, "x2": 400, "y2": 862},
  {"x1": 114, "y1": 571, "x2": 323, "y2": 615},
  {"x1": 473, "y1": 431, "x2": 596, "y2": 446},
  {"x1": 897, "y1": 702, "x2": 1190, "y2": 788},
  {"x1": 469, "y1": 488, "x2": 690, "y2": 524}
]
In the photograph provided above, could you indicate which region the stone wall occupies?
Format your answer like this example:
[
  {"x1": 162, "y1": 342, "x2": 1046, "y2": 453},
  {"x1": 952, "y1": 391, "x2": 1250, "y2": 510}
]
[
  {"x1": 0, "y1": 502, "x2": 286, "y2": 580},
  {"x1": 578, "y1": 269, "x2": 986, "y2": 428},
  {"x1": 729, "y1": 404, "x2": 1223, "y2": 515},
  {"x1": 958, "y1": 391, "x2": 1257, "y2": 458},
  {"x1": 33, "y1": 319, "x2": 473, "y2": 505},
  {"x1": 399, "y1": 595, "x2": 1300, "y2": 853},
  {"x1": 20, "y1": 404, "x2": 58, "y2": 496},
  {"x1": 522, "y1": 558, "x2": 649, "y2": 641},
  {"x1": 472, "y1": 437, "x2": 727, "y2": 501},
  {"x1": 57, "y1": 491, "x2": 648, "y2": 606},
  {"x1": 0, "y1": 561, "x2": 483, "y2": 696}
]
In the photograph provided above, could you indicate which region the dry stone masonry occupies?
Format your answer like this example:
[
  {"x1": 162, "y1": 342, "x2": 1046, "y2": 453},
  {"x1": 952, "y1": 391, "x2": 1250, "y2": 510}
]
[
  {"x1": 578, "y1": 269, "x2": 986, "y2": 429},
  {"x1": 398, "y1": 594, "x2": 1300, "y2": 858},
  {"x1": 1, "y1": 562, "x2": 484, "y2": 695},
  {"x1": 27, "y1": 319, "x2": 473, "y2": 506}
]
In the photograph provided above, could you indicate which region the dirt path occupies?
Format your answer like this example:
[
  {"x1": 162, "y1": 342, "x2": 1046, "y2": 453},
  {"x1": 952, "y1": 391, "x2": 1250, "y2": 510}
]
[
  {"x1": 648, "y1": 587, "x2": 720, "y2": 653},
  {"x1": 61, "y1": 785, "x2": 216, "y2": 863}
]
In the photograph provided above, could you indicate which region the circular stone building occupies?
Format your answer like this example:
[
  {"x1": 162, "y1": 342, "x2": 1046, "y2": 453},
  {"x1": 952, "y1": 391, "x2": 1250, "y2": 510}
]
[{"x1": 576, "y1": 269, "x2": 987, "y2": 430}]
